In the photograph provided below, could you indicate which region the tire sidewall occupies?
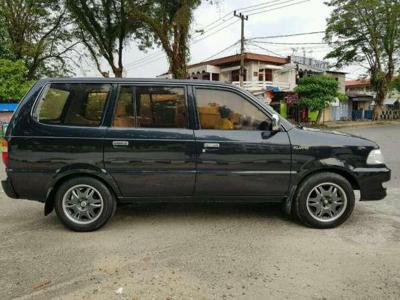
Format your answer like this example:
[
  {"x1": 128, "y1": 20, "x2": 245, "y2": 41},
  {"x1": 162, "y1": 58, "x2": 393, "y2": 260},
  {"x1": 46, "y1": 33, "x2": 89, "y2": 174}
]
[
  {"x1": 54, "y1": 177, "x2": 116, "y2": 232},
  {"x1": 296, "y1": 173, "x2": 355, "y2": 229}
]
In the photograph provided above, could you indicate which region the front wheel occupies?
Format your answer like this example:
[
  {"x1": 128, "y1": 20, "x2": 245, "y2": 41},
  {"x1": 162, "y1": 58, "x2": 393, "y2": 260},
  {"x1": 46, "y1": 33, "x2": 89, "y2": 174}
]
[
  {"x1": 54, "y1": 177, "x2": 116, "y2": 231},
  {"x1": 294, "y1": 172, "x2": 355, "y2": 228}
]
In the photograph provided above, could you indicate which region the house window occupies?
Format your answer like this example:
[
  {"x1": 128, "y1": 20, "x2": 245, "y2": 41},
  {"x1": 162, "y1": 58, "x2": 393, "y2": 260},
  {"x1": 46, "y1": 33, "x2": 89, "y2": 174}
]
[
  {"x1": 265, "y1": 69, "x2": 273, "y2": 81},
  {"x1": 231, "y1": 69, "x2": 246, "y2": 81},
  {"x1": 258, "y1": 69, "x2": 273, "y2": 82},
  {"x1": 212, "y1": 73, "x2": 220, "y2": 81}
]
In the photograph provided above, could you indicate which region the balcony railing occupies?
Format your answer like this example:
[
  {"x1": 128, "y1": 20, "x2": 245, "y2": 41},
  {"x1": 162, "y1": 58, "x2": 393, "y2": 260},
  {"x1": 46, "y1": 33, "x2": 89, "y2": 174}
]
[{"x1": 231, "y1": 81, "x2": 293, "y2": 92}]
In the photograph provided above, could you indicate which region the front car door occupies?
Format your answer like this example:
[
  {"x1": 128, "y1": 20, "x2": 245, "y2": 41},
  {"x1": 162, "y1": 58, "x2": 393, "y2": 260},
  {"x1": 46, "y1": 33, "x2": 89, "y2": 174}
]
[
  {"x1": 103, "y1": 83, "x2": 196, "y2": 199},
  {"x1": 193, "y1": 86, "x2": 292, "y2": 199}
]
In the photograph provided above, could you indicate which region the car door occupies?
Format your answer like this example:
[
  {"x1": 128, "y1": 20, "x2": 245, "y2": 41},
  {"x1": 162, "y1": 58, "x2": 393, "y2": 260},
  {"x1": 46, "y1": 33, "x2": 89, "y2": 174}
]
[
  {"x1": 9, "y1": 81, "x2": 111, "y2": 200},
  {"x1": 193, "y1": 86, "x2": 292, "y2": 198},
  {"x1": 103, "y1": 84, "x2": 196, "y2": 198}
]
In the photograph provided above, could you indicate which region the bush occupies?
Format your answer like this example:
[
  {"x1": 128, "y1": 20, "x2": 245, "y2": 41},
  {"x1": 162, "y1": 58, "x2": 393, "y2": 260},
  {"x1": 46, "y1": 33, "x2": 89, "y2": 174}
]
[{"x1": 0, "y1": 59, "x2": 34, "y2": 100}]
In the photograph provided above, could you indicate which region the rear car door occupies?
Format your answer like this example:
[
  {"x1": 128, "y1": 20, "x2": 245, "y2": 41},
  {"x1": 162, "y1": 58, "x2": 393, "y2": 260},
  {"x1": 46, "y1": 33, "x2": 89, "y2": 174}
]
[
  {"x1": 193, "y1": 86, "x2": 292, "y2": 198},
  {"x1": 8, "y1": 81, "x2": 111, "y2": 200},
  {"x1": 103, "y1": 84, "x2": 196, "y2": 198}
]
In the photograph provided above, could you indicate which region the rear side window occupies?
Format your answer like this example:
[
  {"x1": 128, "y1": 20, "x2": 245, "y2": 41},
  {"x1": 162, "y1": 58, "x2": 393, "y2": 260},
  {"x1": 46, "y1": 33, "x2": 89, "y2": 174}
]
[
  {"x1": 136, "y1": 86, "x2": 186, "y2": 128},
  {"x1": 112, "y1": 85, "x2": 187, "y2": 128},
  {"x1": 34, "y1": 83, "x2": 111, "y2": 127}
]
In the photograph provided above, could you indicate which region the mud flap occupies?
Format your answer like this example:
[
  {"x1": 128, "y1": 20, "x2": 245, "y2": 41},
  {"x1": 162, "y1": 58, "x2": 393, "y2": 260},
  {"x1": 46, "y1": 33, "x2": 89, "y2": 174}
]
[{"x1": 284, "y1": 185, "x2": 297, "y2": 215}]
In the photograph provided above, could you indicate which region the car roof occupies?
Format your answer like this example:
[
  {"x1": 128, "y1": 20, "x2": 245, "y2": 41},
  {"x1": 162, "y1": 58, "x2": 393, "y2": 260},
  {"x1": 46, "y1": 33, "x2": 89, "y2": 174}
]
[{"x1": 39, "y1": 77, "x2": 235, "y2": 87}]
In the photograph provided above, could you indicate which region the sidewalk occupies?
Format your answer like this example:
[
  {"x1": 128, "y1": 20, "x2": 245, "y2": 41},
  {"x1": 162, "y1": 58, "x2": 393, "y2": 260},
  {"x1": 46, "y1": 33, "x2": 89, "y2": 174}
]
[{"x1": 320, "y1": 119, "x2": 400, "y2": 129}]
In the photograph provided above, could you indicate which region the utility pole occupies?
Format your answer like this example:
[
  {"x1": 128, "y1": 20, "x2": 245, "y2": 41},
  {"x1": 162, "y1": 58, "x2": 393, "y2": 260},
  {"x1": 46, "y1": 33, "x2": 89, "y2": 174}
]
[{"x1": 234, "y1": 11, "x2": 248, "y2": 88}]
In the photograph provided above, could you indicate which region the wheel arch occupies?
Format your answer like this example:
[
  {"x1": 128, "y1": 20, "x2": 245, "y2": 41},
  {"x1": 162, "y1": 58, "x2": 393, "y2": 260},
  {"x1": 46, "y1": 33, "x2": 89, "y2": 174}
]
[
  {"x1": 297, "y1": 168, "x2": 360, "y2": 191},
  {"x1": 44, "y1": 171, "x2": 120, "y2": 216},
  {"x1": 284, "y1": 167, "x2": 359, "y2": 215}
]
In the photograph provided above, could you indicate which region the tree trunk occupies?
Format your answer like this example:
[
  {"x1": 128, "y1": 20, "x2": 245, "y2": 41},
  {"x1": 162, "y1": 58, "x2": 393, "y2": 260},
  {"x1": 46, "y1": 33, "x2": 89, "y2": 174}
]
[
  {"x1": 171, "y1": 67, "x2": 187, "y2": 79},
  {"x1": 113, "y1": 67, "x2": 123, "y2": 78},
  {"x1": 170, "y1": 58, "x2": 187, "y2": 79},
  {"x1": 373, "y1": 87, "x2": 386, "y2": 120},
  {"x1": 373, "y1": 103, "x2": 383, "y2": 120},
  {"x1": 316, "y1": 109, "x2": 323, "y2": 125}
]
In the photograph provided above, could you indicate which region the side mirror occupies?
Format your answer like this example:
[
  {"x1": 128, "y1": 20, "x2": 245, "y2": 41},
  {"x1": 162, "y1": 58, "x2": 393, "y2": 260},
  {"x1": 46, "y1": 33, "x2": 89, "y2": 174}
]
[{"x1": 271, "y1": 114, "x2": 281, "y2": 132}]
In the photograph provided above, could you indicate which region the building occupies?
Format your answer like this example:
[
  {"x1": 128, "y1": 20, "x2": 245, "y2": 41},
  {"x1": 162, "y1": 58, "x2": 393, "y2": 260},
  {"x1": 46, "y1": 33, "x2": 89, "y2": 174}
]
[
  {"x1": 345, "y1": 79, "x2": 374, "y2": 120},
  {"x1": 345, "y1": 79, "x2": 400, "y2": 120},
  {"x1": 0, "y1": 102, "x2": 18, "y2": 124},
  {"x1": 186, "y1": 53, "x2": 295, "y2": 93},
  {"x1": 165, "y1": 52, "x2": 347, "y2": 123}
]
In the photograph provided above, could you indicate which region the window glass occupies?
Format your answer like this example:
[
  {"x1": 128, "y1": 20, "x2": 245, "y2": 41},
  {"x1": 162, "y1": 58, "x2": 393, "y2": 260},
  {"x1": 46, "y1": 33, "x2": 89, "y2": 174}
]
[
  {"x1": 136, "y1": 86, "x2": 186, "y2": 128},
  {"x1": 195, "y1": 88, "x2": 270, "y2": 131},
  {"x1": 35, "y1": 83, "x2": 110, "y2": 126},
  {"x1": 113, "y1": 86, "x2": 134, "y2": 127}
]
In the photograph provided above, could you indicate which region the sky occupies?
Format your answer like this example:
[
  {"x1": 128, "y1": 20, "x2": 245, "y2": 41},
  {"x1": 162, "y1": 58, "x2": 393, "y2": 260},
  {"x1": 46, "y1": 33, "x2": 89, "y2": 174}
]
[{"x1": 75, "y1": 0, "x2": 366, "y2": 80}]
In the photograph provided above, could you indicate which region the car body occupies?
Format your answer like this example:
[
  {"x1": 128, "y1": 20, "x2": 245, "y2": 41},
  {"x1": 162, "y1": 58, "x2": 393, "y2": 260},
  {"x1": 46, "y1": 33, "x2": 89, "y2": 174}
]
[{"x1": 1, "y1": 78, "x2": 391, "y2": 231}]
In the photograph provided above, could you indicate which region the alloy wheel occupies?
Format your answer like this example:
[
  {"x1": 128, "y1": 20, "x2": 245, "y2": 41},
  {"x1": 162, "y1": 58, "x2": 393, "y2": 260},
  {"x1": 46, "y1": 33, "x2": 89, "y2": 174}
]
[
  {"x1": 306, "y1": 182, "x2": 348, "y2": 223},
  {"x1": 62, "y1": 184, "x2": 104, "y2": 225}
]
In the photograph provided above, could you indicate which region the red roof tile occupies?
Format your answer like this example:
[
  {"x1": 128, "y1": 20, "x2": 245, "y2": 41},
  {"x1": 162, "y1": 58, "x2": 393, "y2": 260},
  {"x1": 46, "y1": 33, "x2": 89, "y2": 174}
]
[
  {"x1": 189, "y1": 52, "x2": 290, "y2": 69},
  {"x1": 345, "y1": 79, "x2": 370, "y2": 87}
]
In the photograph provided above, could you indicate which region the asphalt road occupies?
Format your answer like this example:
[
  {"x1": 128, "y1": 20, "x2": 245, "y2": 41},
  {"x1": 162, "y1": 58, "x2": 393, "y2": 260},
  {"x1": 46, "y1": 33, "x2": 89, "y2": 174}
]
[{"x1": 1, "y1": 125, "x2": 399, "y2": 300}]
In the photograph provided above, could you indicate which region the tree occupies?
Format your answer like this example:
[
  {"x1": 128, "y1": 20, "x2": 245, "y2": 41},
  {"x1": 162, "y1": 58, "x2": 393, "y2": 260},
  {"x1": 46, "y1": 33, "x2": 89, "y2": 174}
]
[
  {"x1": 325, "y1": 0, "x2": 400, "y2": 119},
  {"x1": 295, "y1": 76, "x2": 340, "y2": 123},
  {"x1": 0, "y1": 25, "x2": 13, "y2": 60},
  {"x1": 391, "y1": 76, "x2": 400, "y2": 92},
  {"x1": 0, "y1": 59, "x2": 34, "y2": 100},
  {"x1": 0, "y1": 0, "x2": 77, "y2": 79},
  {"x1": 67, "y1": 0, "x2": 149, "y2": 78},
  {"x1": 128, "y1": 0, "x2": 201, "y2": 79}
]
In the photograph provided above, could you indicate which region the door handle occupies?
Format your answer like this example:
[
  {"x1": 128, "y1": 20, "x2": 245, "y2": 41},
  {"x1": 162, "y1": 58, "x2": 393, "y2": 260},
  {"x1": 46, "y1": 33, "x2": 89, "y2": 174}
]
[
  {"x1": 112, "y1": 140, "x2": 129, "y2": 147},
  {"x1": 204, "y1": 143, "x2": 220, "y2": 149},
  {"x1": 203, "y1": 143, "x2": 220, "y2": 152}
]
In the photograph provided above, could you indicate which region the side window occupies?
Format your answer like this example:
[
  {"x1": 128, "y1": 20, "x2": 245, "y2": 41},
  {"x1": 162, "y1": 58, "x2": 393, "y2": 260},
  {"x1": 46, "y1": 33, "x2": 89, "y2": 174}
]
[
  {"x1": 35, "y1": 83, "x2": 110, "y2": 126},
  {"x1": 113, "y1": 86, "x2": 134, "y2": 128},
  {"x1": 195, "y1": 88, "x2": 269, "y2": 130},
  {"x1": 136, "y1": 86, "x2": 186, "y2": 128}
]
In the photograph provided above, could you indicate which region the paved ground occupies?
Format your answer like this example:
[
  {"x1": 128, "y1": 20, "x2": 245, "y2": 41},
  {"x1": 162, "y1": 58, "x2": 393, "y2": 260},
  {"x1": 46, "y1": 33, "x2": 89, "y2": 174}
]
[{"x1": 1, "y1": 125, "x2": 399, "y2": 300}]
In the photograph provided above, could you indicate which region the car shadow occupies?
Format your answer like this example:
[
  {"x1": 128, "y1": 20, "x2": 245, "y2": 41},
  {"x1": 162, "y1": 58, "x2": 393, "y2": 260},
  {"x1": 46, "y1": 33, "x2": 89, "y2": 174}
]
[{"x1": 111, "y1": 202, "x2": 293, "y2": 225}]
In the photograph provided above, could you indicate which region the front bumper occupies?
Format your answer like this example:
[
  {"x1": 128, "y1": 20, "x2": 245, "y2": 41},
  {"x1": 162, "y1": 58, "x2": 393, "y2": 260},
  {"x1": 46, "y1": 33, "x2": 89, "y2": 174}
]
[
  {"x1": 354, "y1": 167, "x2": 391, "y2": 201},
  {"x1": 1, "y1": 178, "x2": 18, "y2": 199}
]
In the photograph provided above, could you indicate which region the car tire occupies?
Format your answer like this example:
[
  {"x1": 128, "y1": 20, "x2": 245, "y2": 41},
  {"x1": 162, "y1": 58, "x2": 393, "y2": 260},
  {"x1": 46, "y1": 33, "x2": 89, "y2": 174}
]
[
  {"x1": 54, "y1": 177, "x2": 116, "y2": 232},
  {"x1": 293, "y1": 172, "x2": 355, "y2": 229}
]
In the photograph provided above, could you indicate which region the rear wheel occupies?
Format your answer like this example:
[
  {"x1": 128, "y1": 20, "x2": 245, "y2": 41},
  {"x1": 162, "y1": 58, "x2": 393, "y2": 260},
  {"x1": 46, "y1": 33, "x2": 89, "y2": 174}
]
[
  {"x1": 294, "y1": 172, "x2": 355, "y2": 228},
  {"x1": 54, "y1": 177, "x2": 116, "y2": 231}
]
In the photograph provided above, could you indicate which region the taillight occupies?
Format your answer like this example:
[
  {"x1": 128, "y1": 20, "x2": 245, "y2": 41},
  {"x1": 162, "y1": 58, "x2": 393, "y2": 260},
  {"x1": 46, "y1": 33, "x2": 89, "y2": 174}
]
[{"x1": 1, "y1": 139, "x2": 8, "y2": 167}]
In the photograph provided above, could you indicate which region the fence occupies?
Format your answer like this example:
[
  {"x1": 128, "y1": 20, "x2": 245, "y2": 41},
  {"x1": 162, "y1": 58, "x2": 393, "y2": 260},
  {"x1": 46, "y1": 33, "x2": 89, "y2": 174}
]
[
  {"x1": 380, "y1": 110, "x2": 400, "y2": 120},
  {"x1": 231, "y1": 81, "x2": 292, "y2": 92},
  {"x1": 352, "y1": 109, "x2": 373, "y2": 120}
]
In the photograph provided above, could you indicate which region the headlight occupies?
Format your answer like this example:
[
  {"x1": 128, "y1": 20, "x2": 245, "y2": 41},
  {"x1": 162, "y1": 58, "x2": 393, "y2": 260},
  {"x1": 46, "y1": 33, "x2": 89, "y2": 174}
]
[{"x1": 366, "y1": 149, "x2": 385, "y2": 165}]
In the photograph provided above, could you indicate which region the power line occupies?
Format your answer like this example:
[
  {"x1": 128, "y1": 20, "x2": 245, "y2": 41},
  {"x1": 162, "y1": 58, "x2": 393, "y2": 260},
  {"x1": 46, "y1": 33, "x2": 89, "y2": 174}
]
[
  {"x1": 235, "y1": 0, "x2": 286, "y2": 13},
  {"x1": 251, "y1": 41, "x2": 328, "y2": 45},
  {"x1": 128, "y1": 53, "x2": 166, "y2": 70},
  {"x1": 240, "y1": 0, "x2": 301, "y2": 14},
  {"x1": 194, "y1": 0, "x2": 289, "y2": 33},
  {"x1": 125, "y1": 1, "x2": 314, "y2": 72},
  {"x1": 192, "y1": 15, "x2": 235, "y2": 39},
  {"x1": 247, "y1": 0, "x2": 310, "y2": 16},
  {"x1": 191, "y1": 19, "x2": 240, "y2": 44},
  {"x1": 200, "y1": 40, "x2": 241, "y2": 62},
  {"x1": 247, "y1": 41, "x2": 286, "y2": 57},
  {"x1": 125, "y1": 50, "x2": 164, "y2": 68},
  {"x1": 248, "y1": 31, "x2": 325, "y2": 40},
  {"x1": 190, "y1": 0, "x2": 308, "y2": 42}
]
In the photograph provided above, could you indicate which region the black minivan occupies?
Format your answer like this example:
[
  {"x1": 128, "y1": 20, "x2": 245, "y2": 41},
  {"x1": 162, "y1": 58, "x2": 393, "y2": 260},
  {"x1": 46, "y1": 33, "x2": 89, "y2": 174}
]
[{"x1": 1, "y1": 78, "x2": 391, "y2": 231}]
